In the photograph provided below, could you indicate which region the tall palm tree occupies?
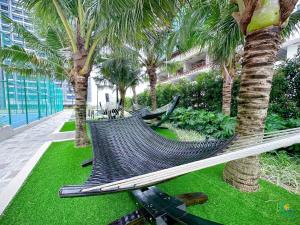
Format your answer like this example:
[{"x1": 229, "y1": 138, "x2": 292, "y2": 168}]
[
  {"x1": 21, "y1": 0, "x2": 183, "y2": 146},
  {"x1": 19, "y1": 0, "x2": 106, "y2": 146},
  {"x1": 223, "y1": 0, "x2": 298, "y2": 192},
  {"x1": 98, "y1": 57, "x2": 140, "y2": 116},
  {"x1": 169, "y1": 0, "x2": 300, "y2": 191}
]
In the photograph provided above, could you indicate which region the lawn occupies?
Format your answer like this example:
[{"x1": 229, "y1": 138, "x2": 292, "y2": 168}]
[
  {"x1": 0, "y1": 128, "x2": 299, "y2": 225},
  {"x1": 59, "y1": 121, "x2": 76, "y2": 132}
]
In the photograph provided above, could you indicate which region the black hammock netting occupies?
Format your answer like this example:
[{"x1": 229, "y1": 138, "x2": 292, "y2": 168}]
[
  {"x1": 60, "y1": 115, "x2": 234, "y2": 197},
  {"x1": 132, "y1": 95, "x2": 180, "y2": 121}
]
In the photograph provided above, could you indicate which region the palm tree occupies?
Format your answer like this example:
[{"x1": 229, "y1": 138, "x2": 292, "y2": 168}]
[
  {"x1": 98, "y1": 57, "x2": 140, "y2": 116},
  {"x1": 170, "y1": 0, "x2": 300, "y2": 117},
  {"x1": 168, "y1": 0, "x2": 243, "y2": 115},
  {"x1": 222, "y1": 0, "x2": 299, "y2": 192},
  {"x1": 170, "y1": 0, "x2": 300, "y2": 191},
  {"x1": 137, "y1": 31, "x2": 175, "y2": 111},
  {"x1": 18, "y1": 0, "x2": 107, "y2": 146},
  {"x1": 20, "y1": 0, "x2": 183, "y2": 146}
]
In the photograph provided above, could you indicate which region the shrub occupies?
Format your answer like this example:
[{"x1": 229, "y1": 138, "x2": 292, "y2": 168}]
[
  {"x1": 137, "y1": 90, "x2": 151, "y2": 107},
  {"x1": 195, "y1": 71, "x2": 223, "y2": 112},
  {"x1": 170, "y1": 109, "x2": 300, "y2": 154},
  {"x1": 269, "y1": 73, "x2": 300, "y2": 118},
  {"x1": 170, "y1": 107, "x2": 236, "y2": 139},
  {"x1": 124, "y1": 97, "x2": 132, "y2": 111},
  {"x1": 136, "y1": 58, "x2": 300, "y2": 119}
]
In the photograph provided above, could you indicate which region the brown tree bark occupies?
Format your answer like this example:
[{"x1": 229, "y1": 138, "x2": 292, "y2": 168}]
[
  {"x1": 147, "y1": 66, "x2": 157, "y2": 111},
  {"x1": 222, "y1": 64, "x2": 234, "y2": 116},
  {"x1": 223, "y1": 26, "x2": 280, "y2": 192},
  {"x1": 119, "y1": 88, "x2": 126, "y2": 117},
  {"x1": 73, "y1": 51, "x2": 91, "y2": 147}
]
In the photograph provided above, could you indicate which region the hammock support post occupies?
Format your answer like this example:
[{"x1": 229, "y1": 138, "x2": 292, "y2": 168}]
[{"x1": 109, "y1": 186, "x2": 220, "y2": 225}]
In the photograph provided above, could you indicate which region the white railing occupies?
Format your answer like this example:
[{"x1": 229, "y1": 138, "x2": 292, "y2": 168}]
[
  {"x1": 160, "y1": 65, "x2": 210, "y2": 84},
  {"x1": 169, "y1": 47, "x2": 202, "y2": 62}
]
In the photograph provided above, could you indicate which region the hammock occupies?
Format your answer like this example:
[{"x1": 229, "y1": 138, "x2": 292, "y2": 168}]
[
  {"x1": 60, "y1": 115, "x2": 233, "y2": 197},
  {"x1": 60, "y1": 116, "x2": 300, "y2": 197},
  {"x1": 132, "y1": 95, "x2": 180, "y2": 126}
]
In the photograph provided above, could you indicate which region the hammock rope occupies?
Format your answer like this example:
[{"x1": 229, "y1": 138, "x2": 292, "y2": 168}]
[{"x1": 59, "y1": 116, "x2": 300, "y2": 197}]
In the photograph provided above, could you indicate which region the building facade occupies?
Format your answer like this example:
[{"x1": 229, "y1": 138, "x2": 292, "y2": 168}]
[
  {"x1": 158, "y1": 47, "x2": 211, "y2": 84},
  {"x1": 0, "y1": 0, "x2": 75, "y2": 107}
]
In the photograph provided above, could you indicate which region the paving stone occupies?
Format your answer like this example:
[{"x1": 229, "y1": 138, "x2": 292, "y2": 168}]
[{"x1": 0, "y1": 110, "x2": 73, "y2": 194}]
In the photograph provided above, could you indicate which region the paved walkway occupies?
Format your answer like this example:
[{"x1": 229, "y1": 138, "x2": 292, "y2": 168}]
[{"x1": 0, "y1": 110, "x2": 73, "y2": 194}]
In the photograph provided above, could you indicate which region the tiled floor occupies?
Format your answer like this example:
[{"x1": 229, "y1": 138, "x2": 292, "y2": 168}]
[{"x1": 0, "y1": 110, "x2": 73, "y2": 194}]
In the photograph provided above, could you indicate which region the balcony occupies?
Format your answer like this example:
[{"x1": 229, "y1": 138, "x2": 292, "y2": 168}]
[{"x1": 159, "y1": 64, "x2": 210, "y2": 84}]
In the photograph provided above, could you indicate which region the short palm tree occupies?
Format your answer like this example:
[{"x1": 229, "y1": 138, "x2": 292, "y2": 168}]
[
  {"x1": 139, "y1": 33, "x2": 168, "y2": 111},
  {"x1": 117, "y1": 30, "x2": 178, "y2": 111},
  {"x1": 98, "y1": 57, "x2": 140, "y2": 116}
]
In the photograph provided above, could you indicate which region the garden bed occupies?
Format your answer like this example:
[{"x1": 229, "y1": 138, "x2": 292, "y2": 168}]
[{"x1": 0, "y1": 128, "x2": 299, "y2": 224}]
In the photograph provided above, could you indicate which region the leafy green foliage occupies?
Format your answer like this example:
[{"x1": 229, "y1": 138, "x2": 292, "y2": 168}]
[
  {"x1": 137, "y1": 58, "x2": 300, "y2": 119},
  {"x1": 169, "y1": 108, "x2": 300, "y2": 154},
  {"x1": 137, "y1": 70, "x2": 237, "y2": 114},
  {"x1": 195, "y1": 71, "x2": 223, "y2": 112},
  {"x1": 268, "y1": 52, "x2": 300, "y2": 119},
  {"x1": 170, "y1": 107, "x2": 236, "y2": 139},
  {"x1": 275, "y1": 51, "x2": 300, "y2": 108},
  {"x1": 265, "y1": 114, "x2": 300, "y2": 154}
]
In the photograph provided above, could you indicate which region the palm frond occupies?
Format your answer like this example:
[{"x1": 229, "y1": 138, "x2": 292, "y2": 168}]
[{"x1": 282, "y1": 10, "x2": 300, "y2": 39}]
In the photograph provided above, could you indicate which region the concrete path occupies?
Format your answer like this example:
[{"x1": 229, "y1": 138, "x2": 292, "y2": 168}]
[{"x1": 0, "y1": 110, "x2": 73, "y2": 194}]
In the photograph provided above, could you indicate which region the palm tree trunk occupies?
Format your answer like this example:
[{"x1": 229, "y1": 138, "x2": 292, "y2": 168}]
[
  {"x1": 116, "y1": 85, "x2": 119, "y2": 103},
  {"x1": 72, "y1": 49, "x2": 91, "y2": 147},
  {"x1": 132, "y1": 85, "x2": 138, "y2": 103},
  {"x1": 74, "y1": 72, "x2": 90, "y2": 147},
  {"x1": 119, "y1": 88, "x2": 126, "y2": 117},
  {"x1": 147, "y1": 66, "x2": 157, "y2": 110},
  {"x1": 223, "y1": 26, "x2": 281, "y2": 192},
  {"x1": 222, "y1": 64, "x2": 233, "y2": 116}
]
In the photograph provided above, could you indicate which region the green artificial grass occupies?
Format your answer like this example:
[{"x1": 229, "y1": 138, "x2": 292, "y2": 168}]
[
  {"x1": 152, "y1": 127, "x2": 178, "y2": 140},
  {"x1": 0, "y1": 129, "x2": 299, "y2": 225},
  {"x1": 59, "y1": 121, "x2": 76, "y2": 132}
]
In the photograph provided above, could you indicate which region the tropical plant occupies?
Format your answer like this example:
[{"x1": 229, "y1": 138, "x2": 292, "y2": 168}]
[
  {"x1": 170, "y1": 0, "x2": 300, "y2": 117},
  {"x1": 0, "y1": 16, "x2": 68, "y2": 78},
  {"x1": 137, "y1": 31, "x2": 171, "y2": 111},
  {"x1": 97, "y1": 57, "x2": 140, "y2": 116},
  {"x1": 170, "y1": 107, "x2": 236, "y2": 139},
  {"x1": 168, "y1": 0, "x2": 243, "y2": 115},
  {"x1": 16, "y1": 0, "x2": 108, "y2": 147},
  {"x1": 20, "y1": 0, "x2": 184, "y2": 147},
  {"x1": 222, "y1": 0, "x2": 299, "y2": 192}
]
